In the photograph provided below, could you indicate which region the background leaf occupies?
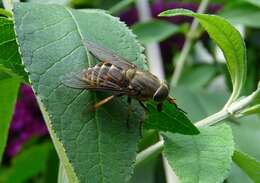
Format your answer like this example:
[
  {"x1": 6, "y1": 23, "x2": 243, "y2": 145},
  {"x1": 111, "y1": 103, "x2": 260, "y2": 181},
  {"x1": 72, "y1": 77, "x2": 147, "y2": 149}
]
[
  {"x1": 171, "y1": 87, "x2": 260, "y2": 183},
  {"x1": 0, "y1": 143, "x2": 53, "y2": 183},
  {"x1": 132, "y1": 20, "x2": 180, "y2": 44},
  {"x1": 242, "y1": 0, "x2": 260, "y2": 7},
  {"x1": 163, "y1": 124, "x2": 234, "y2": 183},
  {"x1": 144, "y1": 101, "x2": 199, "y2": 135},
  {"x1": 232, "y1": 150, "x2": 260, "y2": 182},
  {"x1": 160, "y1": 9, "x2": 247, "y2": 106},
  {"x1": 240, "y1": 81, "x2": 260, "y2": 116},
  {"x1": 0, "y1": 69, "x2": 20, "y2": 163},
  {"x1": 219, "y1": 2, "x2": 260, "y2": 28},
  {"x1": 179, "y1": 64, "x2": 217, "y2": 90},
  {"x1": 0, "y1": 8, "x2": 12, "y2": 17},
  {"x1": 0, "y1": 17, "x2": 27, "y2": 81},
  {"x1": 13, "y1": 3, "x2": 146, "y2": 182}
]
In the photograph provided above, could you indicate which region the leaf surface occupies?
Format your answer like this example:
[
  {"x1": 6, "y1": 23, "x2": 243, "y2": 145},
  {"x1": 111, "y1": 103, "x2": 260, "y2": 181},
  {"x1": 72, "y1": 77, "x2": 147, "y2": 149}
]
[
  {"x1": 172, "y1": 87, "x2": 260, "y2": 183},
  {"x1": 13, "y1": 3, "x2": 146, "y2": 182},
  {"x1": 0, "y1": 143, "x2": 52, "y2": 183},
  {"x1": 220, "y1": 2, "x2": 260, "y2": 28},
  {"x1": 132, "y1": 20, "x2": 180, "y2": 44},
  {"x1": 163, "y1": 124, "x2": 234, "y2": 183},
  {"x1": 160, "y1": 9, "x2": 247, "y2": 105},
  {"x1": 0, "y1": 17, "x2": 26, "y2": 81},
  {"x1": 233, "y1": 150, "x2": 260, "y2": 182},
  {"x1": 0, "y1": 71, "x2": 20, "y2": 163},
  {"x1": 144, "y1": 101, "x2": 199, "y2": 135}
]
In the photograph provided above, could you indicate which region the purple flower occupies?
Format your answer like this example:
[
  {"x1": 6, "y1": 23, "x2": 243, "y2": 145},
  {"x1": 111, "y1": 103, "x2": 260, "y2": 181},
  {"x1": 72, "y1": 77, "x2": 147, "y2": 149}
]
[{"x1": 5, "y1": 84, "x2": 48, "y2": 158}]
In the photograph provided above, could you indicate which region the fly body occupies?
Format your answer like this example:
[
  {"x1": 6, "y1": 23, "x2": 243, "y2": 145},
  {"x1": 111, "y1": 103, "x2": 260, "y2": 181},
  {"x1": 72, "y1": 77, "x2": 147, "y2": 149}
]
[{"x1": 62, "y1": 40, "x2": 178, "y2": 111}]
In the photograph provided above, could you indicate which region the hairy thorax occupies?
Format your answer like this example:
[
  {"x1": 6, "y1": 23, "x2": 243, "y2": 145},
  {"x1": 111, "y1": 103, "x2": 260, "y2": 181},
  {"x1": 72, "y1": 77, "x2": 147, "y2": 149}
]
[{"x1": 127, "y1": 69, "x2": 161, "y2": 101}]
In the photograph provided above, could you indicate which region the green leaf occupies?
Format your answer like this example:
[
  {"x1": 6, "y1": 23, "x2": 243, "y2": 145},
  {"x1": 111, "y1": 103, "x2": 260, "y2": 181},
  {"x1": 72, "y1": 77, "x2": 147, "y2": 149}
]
[
  {"x1": 228, "y1": 162, "x2": 253, "y2": 183},
  {"x1": 0, "y1": 74, "x2": 20, "y2": 163},
  {"x1": 241, "y1": 104, "x2": 260, "y2": 116},
  {"x1": 0, "y1": 143, "x2": 53, "y2": 183},
  {"x1": 163, "y1": 124, "x2": 234, "y2": 183},
  {"x1": 132, "y1": 20, "x2": 180, "y2": 44},
  {"x1": 13, "y1": 3, "x2": 146, "y2": 183},
  {"x1": 160, "y1": 9, "x2": 247, "y2": 106},
  {"x1": 144, "y1": 101, "x2": 199, "y2": 135},
  {"x1": 0, "y1": 8, "x2": 13, "y2": 17},
  {"x1": 0, "y1": 17, "x2": 27, "y2": 81},
  {"x1": 179, "y1": 64, "x2": 217, "y2": 90},
  {"x1": 172, "y1": 87, "x2": 260, "y2": 182},
  {"x1": 219, "y1": 2, "x2": 260, "y2": 28},
  {"x1": 242, "y1": 0, "x2": 260, "y2": 7},
  {"x1": 232, "y1": 150, "x2": 260, "y2": 182},
  {"x1": 109, "y1": 0, "x2": 137, "y2": 15},
  {"x1": 44, "y1": 148, "x2": 59, "y2": 183},
  {"x1": 0, "y1": 64, "x2": 21, "y2": 80},
  {"x1": 240, "y1": 81, "x2": 260, "y2": 116}
]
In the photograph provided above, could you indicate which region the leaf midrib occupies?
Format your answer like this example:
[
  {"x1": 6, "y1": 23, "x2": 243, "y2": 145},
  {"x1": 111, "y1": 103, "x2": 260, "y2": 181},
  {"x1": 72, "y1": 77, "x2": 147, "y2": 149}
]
[{"x1": 64, "y1": 7, "x2": 105, "y2": 182}]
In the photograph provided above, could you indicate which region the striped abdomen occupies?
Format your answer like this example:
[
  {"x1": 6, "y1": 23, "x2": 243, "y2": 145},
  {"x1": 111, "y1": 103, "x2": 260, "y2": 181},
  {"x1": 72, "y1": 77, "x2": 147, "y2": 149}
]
[{"x1": 81, "y1": 62, "x2": 128, "y2": 90}]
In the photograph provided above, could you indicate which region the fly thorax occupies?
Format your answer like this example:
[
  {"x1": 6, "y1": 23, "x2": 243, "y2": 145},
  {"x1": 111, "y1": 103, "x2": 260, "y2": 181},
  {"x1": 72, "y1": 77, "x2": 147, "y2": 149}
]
[
  {"x1": 126, "y1": 69, "x2": 136, "y2": 80},
  {"x1": 130, "y1": 70, "x2": 162, "y2": 100}
]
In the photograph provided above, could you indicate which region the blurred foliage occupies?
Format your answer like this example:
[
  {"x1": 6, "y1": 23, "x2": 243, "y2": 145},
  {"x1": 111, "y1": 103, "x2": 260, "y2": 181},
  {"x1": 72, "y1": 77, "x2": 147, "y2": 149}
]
[
  {"x1": 132, "y1": 20, "x2": 181, "y2": 44},
  {"x1": 172, "y1": 88, "x2": 260, "y2": 183},
  {"x1": 0, "y1": 141, "x2": 58, "y2": 183},
  {"x1": 0, "y1": 66, "x2": 20, "y2": 163},
  {"x1": 232, "y1": 150, "x2": 260, "y2": 182},
  {"x1": 163, "y1": 124, "x2": 234, "y2": 183},
  {"x1": 0, "y1": 17, "x2": 27, "y2": 82},
  {"x1": 70, "y1": 0, "x2": 122, "y2": 9}
]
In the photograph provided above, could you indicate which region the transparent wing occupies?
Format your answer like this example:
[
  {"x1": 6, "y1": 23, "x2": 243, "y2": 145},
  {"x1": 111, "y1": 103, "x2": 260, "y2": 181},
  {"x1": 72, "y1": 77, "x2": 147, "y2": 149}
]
[
  {"x1": 61, "y1": 70, "x2": 132, "y2": 95},
  {"x1": 61, "y1": 72, "x2": 87, "y2": 89},
  {"x1": 84, "y1": 40, "x2": 136, "y2": 70}
]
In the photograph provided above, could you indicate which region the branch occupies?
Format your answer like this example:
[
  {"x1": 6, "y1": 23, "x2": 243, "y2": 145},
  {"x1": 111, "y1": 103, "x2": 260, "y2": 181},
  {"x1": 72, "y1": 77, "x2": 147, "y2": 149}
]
[
  {"x1": 195, "y1": 84, "x2": 259, "y2": 127},
  {"x1": 171, "y1": 0, "x2": 209, "y2": 88},
  {"x1": 136, "y1": 84, "x2": 259, "y2": 165}
]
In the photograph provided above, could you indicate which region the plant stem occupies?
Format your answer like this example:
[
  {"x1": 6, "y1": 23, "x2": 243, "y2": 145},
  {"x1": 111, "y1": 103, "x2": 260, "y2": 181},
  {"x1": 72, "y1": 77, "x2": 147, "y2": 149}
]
[
  {"x1": 171, "y1": 0, "x2": 209, "y2": 88},
  {"x1": 137, "y1": 85, "x2": 260, "y2": 163},
  {"x1": 195, "y1": 85, "x2": 259, "y2": 127},
  {"x1": 136, "y1": 140, "x2": 164, "y2": 166},
  {"x1": 58, "y1": 163, "x2": 69, "y2": 183}
]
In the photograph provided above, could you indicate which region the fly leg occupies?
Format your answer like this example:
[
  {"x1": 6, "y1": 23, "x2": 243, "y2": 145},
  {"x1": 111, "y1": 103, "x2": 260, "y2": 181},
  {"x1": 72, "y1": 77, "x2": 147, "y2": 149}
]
[
  {"x1": 126, "y1": 97, "x2": 132, "y2": 129},
  {"x1": 94, "y1": 95, "x2": 115, "y2": 110},
  {"x1": 138, "y1": 101, "x2": 150, "y2": 138},
  {"x1": 138, "y1": 101, "x2": 149, "y2": 112},
  {"x1": 83, "y1": 95, "x2": 115, "y2": 119},
  {"x1": 157, "y1": 102, "x2": 163, "y2": 112}
]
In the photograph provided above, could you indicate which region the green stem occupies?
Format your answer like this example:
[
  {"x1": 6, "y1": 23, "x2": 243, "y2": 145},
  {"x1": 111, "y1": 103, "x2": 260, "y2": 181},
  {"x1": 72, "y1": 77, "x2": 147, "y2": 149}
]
[
  {"x1": 171, "y1": 0, "x2": 209, "y2": 88},
  {"x1": 58, "y1": 163, "x2": 69, "y2": 183},
  {"x1": 137, "y1": 84, "x2": 259, "y2": 163},
  {"x1": 195, "y1": 85, "x2": 259, "y2": 127},
  {"x1": 136, "y1": 140, "x2": 164, "y2": 166}
]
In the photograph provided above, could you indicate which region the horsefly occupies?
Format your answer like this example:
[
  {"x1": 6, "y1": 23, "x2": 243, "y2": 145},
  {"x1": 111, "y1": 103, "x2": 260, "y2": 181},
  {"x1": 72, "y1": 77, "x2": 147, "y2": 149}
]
[{"x1": 62, "y1": 40, "x2": 180, "y2": 112}]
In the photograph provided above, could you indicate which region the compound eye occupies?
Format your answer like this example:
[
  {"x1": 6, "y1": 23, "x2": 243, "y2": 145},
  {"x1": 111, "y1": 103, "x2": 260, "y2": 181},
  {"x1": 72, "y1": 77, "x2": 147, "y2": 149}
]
[{"x1": 153, "y1": 85, "x2": 169, "y2": 102}]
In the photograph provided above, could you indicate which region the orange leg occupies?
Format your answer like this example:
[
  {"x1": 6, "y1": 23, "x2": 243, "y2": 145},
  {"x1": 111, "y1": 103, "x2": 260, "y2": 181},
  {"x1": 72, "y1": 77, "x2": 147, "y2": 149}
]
[{"x1": 94, "y1": 95, "x2": 115, "y2": 110}]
